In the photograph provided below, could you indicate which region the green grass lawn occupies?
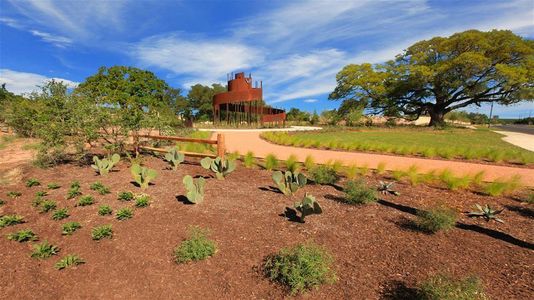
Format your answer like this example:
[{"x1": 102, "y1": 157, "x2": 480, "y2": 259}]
[{"x1": 261, "y1": 127, "x2": 534, "y2": 165}]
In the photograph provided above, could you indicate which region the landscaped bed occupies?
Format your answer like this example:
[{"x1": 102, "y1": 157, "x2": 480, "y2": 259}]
[
  {"x1": 0, "y1": 154, "x2": 532, "y2": 299},
  {"x1": 261, "y1": 127, "x2": 534, "y2": 166}
]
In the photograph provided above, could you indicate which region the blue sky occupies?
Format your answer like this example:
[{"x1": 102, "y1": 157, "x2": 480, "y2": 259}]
[{"x1": 0, "y1": 0, "x2": 533, "y2": 118}]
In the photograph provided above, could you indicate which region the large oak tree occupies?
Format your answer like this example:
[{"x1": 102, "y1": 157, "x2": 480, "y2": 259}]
[{"x1": 329, "y1": 30, "x2": 534, "y2": 126}]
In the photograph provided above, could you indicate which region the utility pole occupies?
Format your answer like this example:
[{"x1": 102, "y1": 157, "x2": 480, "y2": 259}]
[{"x1": 488, "y1": 102, "x2": 494, "y2": 128}]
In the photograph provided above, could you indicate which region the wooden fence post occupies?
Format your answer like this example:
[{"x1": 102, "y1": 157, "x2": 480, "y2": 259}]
[{"x1": 217, "y1": 134, "x2": 225, "y2": 159}]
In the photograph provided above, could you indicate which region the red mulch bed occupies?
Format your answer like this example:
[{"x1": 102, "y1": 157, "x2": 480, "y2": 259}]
[{"x1": 0, "y1": 155, "x2": 533, "y2": 299}]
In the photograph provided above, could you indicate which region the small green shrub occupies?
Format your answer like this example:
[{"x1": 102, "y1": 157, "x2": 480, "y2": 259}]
[
  {"x1": 264, "y1": 153, "x2": 279, "y2": 171},
  {"x1": 526, "y1": 193, "x2": 534, "y2": 204},
  {"x1": 310, "y1": 165, "x2": 339, "y2": 185},
  {"x1": 47, "y1": 183, "x2": 61, "y2": 189},
  {"x1": 0, "y1": 215, "x2": 24, "y2": 227},
  {"x1": 91, "y1": 224, "x2": 113, "y2": 240},
  {"x1": 55, "y1": 254, "x2": 85, "y2": 270},
  {"x1": 243, "y1": 151, "x2": 256, "y2": 168},
  {"x1": 7, "y1": 191, "x2": 22, "y2": 199},
  {"x1": 304, "y1": 155, "x2": 315, "y2": 170},
  {"x1": 174, "y1": 226, "x2": 217, "y2": 263},
  {"x1": 98, "y1": 205, "x2": 112, "y2": 216},
  {"x1": 26, "y1": 178, "x2": 41, "y2": 187},
  {"x1": 7, "y1": 229, "x2": 37, "y2": 242},
  {"x1": 117, "y1": 191, "x2": 134, "y2": 201},
  {"x1": 62, "y1": 222, "x2": 81, "y2": 235},
  {"x1": 135, "y1": 194, "x2": 150, "y2": 207},
  {"x1": 32, "y1": 195, "x2": 44, "y2": 208},
  {"x1": 483, "y1": 175, "x2": 522, "y2": 196},
  {"x1": 51, "y1": 208, "x2": 69, "y2": 220},
  {"x1": 35, "y1": 191, "x2": 48, "y2": 197},
  {"x1": 263, "y1": 243, "x2": 336, "y2": 295},
  {"x1": 416, "y1": 206, "x2": 457, "y2": 233},
  {"x1": 90, "y1": 182, "x2": 111, "y2": 195},
  {"x1": 31, "y1": 241, "x2": 59, "y2": 259},
  {"x1": 418, "y1": 274, "x2": 487, "y2": 300},
  {"x1": 40, "y1": 200, "x2": 57, "y2": 213},
  {"x1": 343, "y1": 180, "x2": 377, "y2": 205},
  {"x1": 76, "y1": 195, "x2": 94, "y2": 206},
  {"x1": 285, "y1": 154, "x2": 301, "y2": 173},
  {"x1": 116, "y1": 208, "x2": 133, "y2": 220},
  {"x1": 66, "y1": 181, "x2": 82, "y2": 199}
]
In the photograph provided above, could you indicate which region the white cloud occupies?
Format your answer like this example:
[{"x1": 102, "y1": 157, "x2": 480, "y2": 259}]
[
  {"x1": 0, "y1": 69, "x2": 78, "y2": 95},
  {"x1": 29, "y1": 30, "x2": 72, "y2": 47},
  {"x1": 133, "y1": 34, "x2": 264, "y2": 88},
  {"x1": 303, "y1": 99, "x2": 318, "y2": 103}
]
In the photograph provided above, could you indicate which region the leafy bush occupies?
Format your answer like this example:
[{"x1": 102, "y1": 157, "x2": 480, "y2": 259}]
[
  {"x1": 51, "y1": 208, "x2": 69, "y2": 220},
  {"x1": 294, "y1": 193, "x2": 322, "y2": 222},
  {"x1": 7, "y1": 191, "x2": 22, "y2": 199},
  {"x1": 164, "y1": 147, "x2": 185, "y2": 170},
  {"x1": 76, "y1": 195, "x2": 94, "y2": 206},
  {"x1": 26, "y1": 178, "x2": 40, "y2": 187},
  {"x1": 310, "y1": 165, "x2": 339, "y2": 185},
  {"x1": 416, "y1": 206, "x2": 457, "y2": 233},
  {"x1": 263, "y1": 243, "x2": 336, "y2": 295},
  {"x1": 47, "y1": 183, "x2": 61, "y2": 189},
  {"x1": 285, "y1": 154, "x2": 301, "y2": 173},
  {"x1": 31, "y1": 241, "x2": 59, "y2": 259},
  {"x1": 0, "y1": 215, "x2": 24, "y2": 227},
  {"x1": 418, "y1": 274, "x2": 487, "y2": 300},
  {"x1": 264, "y1": 153, "x2": 279, "y2": 171},
  {"x1": 131, "y1": 164, "x2": 158, "y2": 189},
  {"x1": 98, "y1": 205, "x2": 113, "y2": 216},
  {"x1": 243, "y1": 151, "x2": 256, "y2": 168},
  {"x1": 7, "y1": 229, "x2": 37, "y2": 242},
  {"x1": 91, "y1": 224, "x2": 113, "y2": 240},
  {"x1": 483, "y1": 175, "x2": 522, "y2": 196},
  {"x1": 174, "y1": 226, "x2": 217, "y2": 263},
  {"x1": 66, "y1": 181, "x2": 82, "y2": 199},
  {"x1": 272, "y1": 170, "x2": 307, "y2": 196},
  {"x1": 40, "y1": 200, "x2": 57, "y2": 213},
  {"x1": 343, "y1": 180, "x2": 377, "y2": 205},
  {"x1": 117, "y1": 191, "x2": 134, "y2": 201},
  {"x1": 91, "y1": 154, "x2": 120, "y2": 175},
  {"x1": 116, "y1": 208, "x2": 133, "y2": 220},
  {"x1": 135, "y1": 194, "x2": 150, "y2": 207},
  {"x1": 200, "y1": 156, "x2": 236, "y2": 180},
  {"x1": 62, "y1": 222, "x2": 81, "y2": 235},
  {"x1": 183, "y1": 175, "x2": 205, "y2": 204},
  {"x1": 90, "y1": 182, "x2": 111, "y2": 195},
  {"x1": 55, "y1": 254, "x2": 85, "y2": 270}
]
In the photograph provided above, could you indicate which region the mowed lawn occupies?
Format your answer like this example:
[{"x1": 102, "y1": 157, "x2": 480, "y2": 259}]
[{"x1": 261, "y1": 127, "x2": 534, "y2": 165}]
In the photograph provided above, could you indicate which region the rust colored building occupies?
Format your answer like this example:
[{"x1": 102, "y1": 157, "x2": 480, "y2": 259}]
[{"x1": 213, "y1": 72, "x2": 285, "y2": 126}]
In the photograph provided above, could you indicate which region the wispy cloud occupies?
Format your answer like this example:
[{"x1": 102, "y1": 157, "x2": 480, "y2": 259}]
[
  {"x1": 303, "y1": 99, "x2": 318, "y2": 103},
  {"x1": 0, "y1": 69, "x2": 78, "y2": 95}
]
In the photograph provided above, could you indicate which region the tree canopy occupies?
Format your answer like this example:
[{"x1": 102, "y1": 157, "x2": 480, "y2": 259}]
[
  {"x1": 329, "y1": 30, "x2": 534, "y2": 126},
  {"x1": 187, "y1": 83, "x2": 226, "y2": 121}
]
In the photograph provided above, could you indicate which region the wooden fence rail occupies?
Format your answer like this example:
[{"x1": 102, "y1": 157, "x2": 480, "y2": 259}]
[{"x1": 134, "y1": 133, "x2": 225, "y2": 159}]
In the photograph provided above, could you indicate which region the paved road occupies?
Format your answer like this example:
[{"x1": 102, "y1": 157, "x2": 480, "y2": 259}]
[
  {"x1": 493, "y1": 125, "x2": 534, "y2": 135},
  {"x1": 214, "y1": 131, "x2": 534, "y2": 186}
]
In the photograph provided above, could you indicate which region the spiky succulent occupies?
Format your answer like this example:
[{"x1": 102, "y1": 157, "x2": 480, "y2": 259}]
[
  {"x1": 377, "y1": 181, "x2": 400, "y2": 196},
  {"x1": 131, "y1": 164, "x2": 157, "y2": 189},
  {"x1": 294, "y1": 193, "x2": 323, "y2": 222},
  {"x1": 200, "y1": 156, "x2": 236, "y2": 180},
  {"x1": 91, "y1": 154, "x2": 120, "y2": 175},
  {"x1": 164, "y1": 147, "x2": 185, "y2": 170},
  {"x1": 467, "y1": 204, "x2": 504, "y2": 223},
  {"x1": 272, "y1": 170, "x2": 307, "y2": 196},
  {"x1": 183, "y1": 175, "x2": 205, "y2": 204}
]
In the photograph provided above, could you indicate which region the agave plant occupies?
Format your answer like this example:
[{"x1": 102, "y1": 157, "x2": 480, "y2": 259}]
[
  {"x1": 272, "y1": 170, "x2": 307, "y2": 196},
  {"x1": 377, "y1": 181, "x2": 400, "y2": 196},
  {"x1": 294, "y1": 193, "x2": 322, "y2": 222},
  {"x1": 131, "y1": 164, "x2": 157, "y2": 190},
  {"x1": 467, "y1": 204, "x2": 504, "y2": 223},
  {"x1": 200, "y1": 156, "x2": 236, "y2": 180},
  {"x1": 183, "y1": 175, "x2": 205, "y2": 204},
  {"x1": 91, "y1": 154, "x2": 120, "y2": 175},
  {"x1": 164, "y1": 147, "x2": 185, "y2": 170}
]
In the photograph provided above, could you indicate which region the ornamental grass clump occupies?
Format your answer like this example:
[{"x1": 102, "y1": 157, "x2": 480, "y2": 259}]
[
  {"x1": 174, "y1": 226, "x2": 217, "y2": 263},
  {"x1": 483, "y1": 175, "x2": 522, "y2": 196},
  {"x1": 285, "y1": 154, "x2": 301, "y2": 173},
  {"x1": 51, "y1": 208, "x2": 69, "y2": 220},
  {"x1": 135, "y1": 194, "x2": 150, "y2": 207},
  {"x1": 0, "y1": 215, "x2": 24, "y2": 228},
  {"x1": 116, "y1": 208, "x2": 133, "y2": 220},
  {"x1": 243, "y1": 151, "x2": 256, "y2": 168},
  {"x1": 98, "y1": 205, "x2": 112, "y2": 216},
  {"x1": 263, "y1": 243, "x2": 336, "y2": 295},
  {"x1": 117, "y1": 191, "x2": 134, "y2": 201},
  {"x1": 264, "y1": 153, "x2": 279, "y2": 171},
  {"x1": 304, "y1": 155, "x2": 315, "y2": 170},
  {"x1": 416, "y1": 206, "x2": 457, "y2": 233}
]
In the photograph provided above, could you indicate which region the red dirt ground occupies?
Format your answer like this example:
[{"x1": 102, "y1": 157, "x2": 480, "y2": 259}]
[{"x1": 0, "y1": 156, "x2": 533, "y2": 299}]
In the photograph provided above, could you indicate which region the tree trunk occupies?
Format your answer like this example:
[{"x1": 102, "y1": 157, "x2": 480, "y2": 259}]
[{"x1": 428, "y1": 108, "x2": 446, "y2": 127}]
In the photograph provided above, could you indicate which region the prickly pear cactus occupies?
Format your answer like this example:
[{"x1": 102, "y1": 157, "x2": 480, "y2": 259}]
[
  {"x1": 164, "y1": 148, "x2": 185, "y2": 170},
  {"x1": 131, "y1": 164, "x2": 157, "y2": 190},
  {"x1": 272, "y1": 170, "x2": 307, "y2": 195},
  {"x1": 200, "y1": 156, "x2": 236, "y2": 180},
  {"x1": 294, "y1": 193, "x2": 322, "y2": 222},
  {"x1": 183, "y1": 175, "x2": 205, "y2": 204},
  {"x1": 91, "y1": 154, "x2": 120, "y2": 175}
]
